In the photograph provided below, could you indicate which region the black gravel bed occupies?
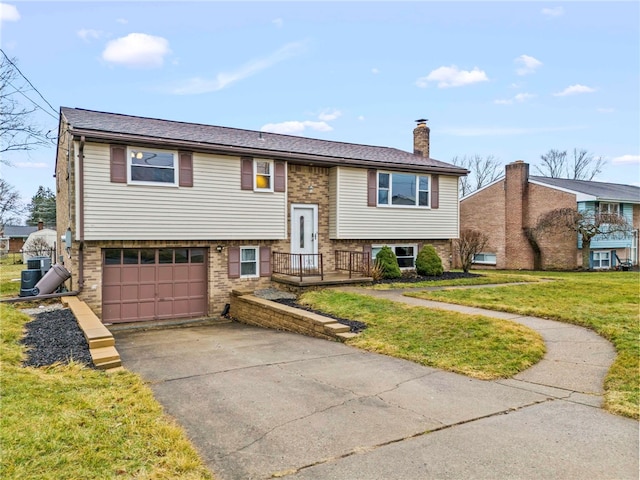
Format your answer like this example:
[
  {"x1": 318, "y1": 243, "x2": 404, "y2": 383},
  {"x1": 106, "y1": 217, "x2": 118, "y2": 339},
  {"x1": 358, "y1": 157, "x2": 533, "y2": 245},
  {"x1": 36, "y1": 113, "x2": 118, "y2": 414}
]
[
  {"x1": 21, "y1": 308, "x2": 95, "y2": 369},
  {"x1": 273, "y1": 298, "x2": 367, "y2": 333},
  {"x1": 374, "y1": 271, "x2": 481, "y2": 285}
]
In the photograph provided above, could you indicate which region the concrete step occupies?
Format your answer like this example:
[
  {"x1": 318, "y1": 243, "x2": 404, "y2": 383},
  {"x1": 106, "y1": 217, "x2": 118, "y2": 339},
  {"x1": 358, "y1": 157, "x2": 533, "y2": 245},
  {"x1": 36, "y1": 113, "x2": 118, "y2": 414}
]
[{"x1": 335, "y1": 332, "x2": 358, "y2": 341}]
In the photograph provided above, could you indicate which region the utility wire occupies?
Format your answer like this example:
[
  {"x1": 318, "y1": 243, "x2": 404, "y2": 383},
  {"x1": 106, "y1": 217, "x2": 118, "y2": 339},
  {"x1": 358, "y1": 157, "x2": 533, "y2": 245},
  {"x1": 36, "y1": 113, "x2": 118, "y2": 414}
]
[
  {"x1": 0, "y1": 48, "x2": 58, "y2": 116},
  {"x1": 6, "y1": 80, "x2": 58, "y2": 120}
]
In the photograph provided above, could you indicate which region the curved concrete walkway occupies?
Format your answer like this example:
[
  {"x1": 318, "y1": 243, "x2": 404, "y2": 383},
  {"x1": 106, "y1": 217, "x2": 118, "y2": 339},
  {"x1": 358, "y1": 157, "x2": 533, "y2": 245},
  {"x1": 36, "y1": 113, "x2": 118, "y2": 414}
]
[
  {"x1": 114, "y1": 285, "x2": 638, "y2": 480},
  {"x1": 339, "y1": 286, "x2": 616, "y2": 407}
]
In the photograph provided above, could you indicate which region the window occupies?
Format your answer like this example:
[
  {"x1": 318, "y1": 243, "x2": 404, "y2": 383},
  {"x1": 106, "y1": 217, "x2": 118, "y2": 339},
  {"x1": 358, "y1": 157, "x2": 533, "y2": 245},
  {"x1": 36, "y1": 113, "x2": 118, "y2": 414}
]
[
  {"x1": 128, "y1": 148, "x2": 177, "y2": 185},
  {"x1": 378, "y1": 172, "x2": 429, "y2": 207},
  {"x1": 254, "y1": 160, "x2": 273, "y2": 191},
  {"x1": 592, "y1": 251, "x2": 610, "y2": 269},
  {"x1": 240, "y1": 247, "x2": 259, "y2": 277},
  {"x1": 371, "y1": 244, "x2": 417, "y2": 269},
  {"x1": 598, "y1": 202, "x2": 620, "y2": 215},
  {"x1": 472, "y1": 253, "x2": 497, "y2": 265}
]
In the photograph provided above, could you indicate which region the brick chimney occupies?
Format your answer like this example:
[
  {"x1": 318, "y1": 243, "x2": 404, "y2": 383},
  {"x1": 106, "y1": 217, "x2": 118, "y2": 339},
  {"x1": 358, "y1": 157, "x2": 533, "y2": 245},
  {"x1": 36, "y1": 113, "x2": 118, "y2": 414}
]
[
  {"x1": 413, "y1": 119, "x2": 430, "y2": 158},
  {"x1": 504, "y1": 161, "x2": 532, "y2": 269}
]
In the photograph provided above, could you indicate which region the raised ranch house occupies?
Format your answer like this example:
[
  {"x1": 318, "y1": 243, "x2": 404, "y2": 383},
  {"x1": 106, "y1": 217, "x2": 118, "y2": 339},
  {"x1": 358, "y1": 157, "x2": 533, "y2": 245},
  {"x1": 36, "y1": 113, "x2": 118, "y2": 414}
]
[
  {"x1": 55, "y1": 108, "x2": 467, "y2": 324},
  {"x1": 460, "y1": 160, "x2": 640, "y2": 270}
]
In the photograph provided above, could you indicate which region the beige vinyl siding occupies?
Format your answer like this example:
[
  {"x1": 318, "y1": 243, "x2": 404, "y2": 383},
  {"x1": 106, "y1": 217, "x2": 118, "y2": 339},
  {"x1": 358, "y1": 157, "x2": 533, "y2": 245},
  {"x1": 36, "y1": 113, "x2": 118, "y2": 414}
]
[
  {"x1": 331, "y1": 167, "x2": 459, "y2": 239},
  {"x1": 81, "y1": 143, "x2": 287, "y2": 241},
  {"x1": 329, "y1": 167, "x2": 338, "y2": 238}
]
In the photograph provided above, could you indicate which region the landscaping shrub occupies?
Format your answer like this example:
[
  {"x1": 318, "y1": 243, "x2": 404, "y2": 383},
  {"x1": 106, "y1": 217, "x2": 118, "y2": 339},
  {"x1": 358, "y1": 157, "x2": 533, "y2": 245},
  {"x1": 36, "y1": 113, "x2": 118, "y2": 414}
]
[
  {"x1": 375, "y1": 246, "x2": 402, "y2": 279},
  {"x1": 416, "y1": 244, "x2": 444, "y2": 276}
]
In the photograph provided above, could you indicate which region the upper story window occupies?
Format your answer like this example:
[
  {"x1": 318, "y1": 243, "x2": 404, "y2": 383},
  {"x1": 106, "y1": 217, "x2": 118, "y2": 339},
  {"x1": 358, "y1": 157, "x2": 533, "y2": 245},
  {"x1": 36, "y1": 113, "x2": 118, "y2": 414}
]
[
  {"x1": 128, "y1": 148, "x2": 177, "y2": 185},
  {"x1": 254, "y1": 160, "x2": 273, "y2": 191},
  {"x1": 378, "y1": 172, "x2": 429, "y2": 207},
  {"x1": 598, "y1": 202, "x2": 620, "y2": 215}
]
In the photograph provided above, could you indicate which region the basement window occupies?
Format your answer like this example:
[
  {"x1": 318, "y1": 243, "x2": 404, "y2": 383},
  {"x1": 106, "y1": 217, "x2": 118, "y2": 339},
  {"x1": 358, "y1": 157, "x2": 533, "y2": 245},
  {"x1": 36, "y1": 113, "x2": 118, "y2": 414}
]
[{"x1": 472, "y1": 253, "x2": 497, "y2": 265}]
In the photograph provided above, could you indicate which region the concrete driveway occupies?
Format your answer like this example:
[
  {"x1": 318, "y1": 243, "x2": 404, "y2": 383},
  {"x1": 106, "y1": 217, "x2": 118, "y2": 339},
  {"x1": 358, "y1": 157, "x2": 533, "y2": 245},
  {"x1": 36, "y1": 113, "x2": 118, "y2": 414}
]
[{"x1": 114, "y1": 320, "x2": 638, "y2": 480}]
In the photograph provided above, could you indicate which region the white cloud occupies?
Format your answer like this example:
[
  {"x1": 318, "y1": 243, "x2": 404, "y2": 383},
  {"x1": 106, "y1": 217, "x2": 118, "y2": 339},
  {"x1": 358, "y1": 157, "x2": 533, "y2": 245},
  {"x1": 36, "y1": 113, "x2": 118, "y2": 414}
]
[
  {"x1": 494, "y1": 93, "x2": 535, "y2": 105},
  {"x1": 442, "y1": 125, "x2": 585, "y2": 136},
  {"x1": 102, "y1": 33, "x2": 171, "y2": 68},
  {"x1": 542, "y1": 6, "x2": 564, "y2": 17},
  {"x1": 553, "y1": 84, "x2": 597, "y2": 96},
  {"x1": 371, "y1": 67, "x2": 380, "y2": 74},
  {"x1": 611, "y1": 154, "x2": 640, "y2": 165},
  {"x1": 116, "y1": 18, "x2": 128, "y2": 24},
  {"x1": 15, "y1": 162, "x2": 48, "y2": 169},
  {"x1": 272, "y1": 18, "x2": 283, "y2": 28},
  {"x1": 515, "y1": 54, "x2": 542, "y2": 76},
  {"x1": 170, "y1": 41, "x2": 307, "y2": 94},
  {"x1": 597, "y1": 107, "x2": 615, "y2": 113},
  {"x1": 317, "y1": 109, "x2": 342, "y2": 122},
  {"x1": 416, "y1": 65, "x2": 489, "y2": 88},
  {"x1": 77, "y1": 28, "x2": 102, "y2": 41},
  {"x1": 0, "y1": 3, "x2": 20, "y2": 22},
  {"x1": 261, "y1": 120, "x2": 332, "y2": 135},
  {"x1": 358, "y1": 115, "x2": 365, "y2": 121}
]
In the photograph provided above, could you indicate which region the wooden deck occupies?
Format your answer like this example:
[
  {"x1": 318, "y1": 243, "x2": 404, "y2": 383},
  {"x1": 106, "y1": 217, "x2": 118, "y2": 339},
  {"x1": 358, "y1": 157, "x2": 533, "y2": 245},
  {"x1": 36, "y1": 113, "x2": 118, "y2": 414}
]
[{"x1": 271, "y1": 271, "x2": 373, "y2": 287}]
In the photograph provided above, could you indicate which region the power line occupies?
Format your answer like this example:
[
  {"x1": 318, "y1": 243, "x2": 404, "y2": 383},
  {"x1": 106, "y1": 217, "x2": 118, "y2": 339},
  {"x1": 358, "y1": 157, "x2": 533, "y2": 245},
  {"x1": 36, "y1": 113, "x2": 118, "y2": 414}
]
[
  {"x1": 0, "y1": 49, "x2": 58, "y2": 116},
  {"x1": 5, "y1": 80, "x2": 58, "y2": 120}
]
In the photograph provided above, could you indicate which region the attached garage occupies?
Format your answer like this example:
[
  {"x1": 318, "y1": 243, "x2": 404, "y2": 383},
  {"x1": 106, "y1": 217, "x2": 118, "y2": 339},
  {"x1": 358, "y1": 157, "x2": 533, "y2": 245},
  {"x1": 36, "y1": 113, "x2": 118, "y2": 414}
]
[{"x1": 102, "y1": 247, "x2": 207, "y2": 323}]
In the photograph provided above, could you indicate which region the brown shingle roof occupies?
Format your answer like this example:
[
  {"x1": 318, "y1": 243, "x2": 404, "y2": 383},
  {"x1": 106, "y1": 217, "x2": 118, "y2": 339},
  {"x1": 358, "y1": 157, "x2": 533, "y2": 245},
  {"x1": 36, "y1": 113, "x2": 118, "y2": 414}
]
[{"x1": 60, "y1": 107, "x2": 467, "y2": 175}]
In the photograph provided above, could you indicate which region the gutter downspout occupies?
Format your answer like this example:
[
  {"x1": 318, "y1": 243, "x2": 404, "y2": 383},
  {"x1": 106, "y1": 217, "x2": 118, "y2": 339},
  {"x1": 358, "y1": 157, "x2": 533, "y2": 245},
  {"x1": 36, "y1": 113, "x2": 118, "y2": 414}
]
[{"x1": 77, "y1": 136, "x2": 85, "y2": 291}]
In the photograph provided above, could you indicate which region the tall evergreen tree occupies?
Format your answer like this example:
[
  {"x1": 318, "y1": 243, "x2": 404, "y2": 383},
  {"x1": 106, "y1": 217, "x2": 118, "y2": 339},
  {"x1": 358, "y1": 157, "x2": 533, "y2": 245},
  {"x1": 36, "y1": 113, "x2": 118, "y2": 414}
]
[{"x1": 26, "y1": 186, "x2": 56, "y2": 227}]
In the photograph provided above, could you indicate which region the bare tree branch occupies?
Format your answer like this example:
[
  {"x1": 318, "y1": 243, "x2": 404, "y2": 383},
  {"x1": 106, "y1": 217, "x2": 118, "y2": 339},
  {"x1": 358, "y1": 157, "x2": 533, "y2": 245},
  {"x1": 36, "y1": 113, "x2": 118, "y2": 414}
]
[
  {"x1": 535, "y1": 148, "x2": 605, "y2": 180},
  {"x1": 0, "y1": 178, "x2": 25, "y2": 226},
  {"x1": 0, "y1": 55, "x2": 56, "y2": 165},
  {"x1": 455, "y1": 228, "x2": 489, "y2": 273},
  {"x1": 532, "y1": 207, "x2": 631, "y2": 269},
  {"x1": 452, "y1": 154, "x2": 502, "y2": 197}
]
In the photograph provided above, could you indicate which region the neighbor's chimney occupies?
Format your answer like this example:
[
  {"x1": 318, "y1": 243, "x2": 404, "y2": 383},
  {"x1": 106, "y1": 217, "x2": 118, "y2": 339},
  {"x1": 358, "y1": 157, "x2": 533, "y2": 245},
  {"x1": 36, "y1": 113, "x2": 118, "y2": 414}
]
[
  {"x1": 413, "y1": 118, "x2": 430, "y2": 158},
  {"x1": 37, "y1": 220, "x2": 44, "y2": 231}
]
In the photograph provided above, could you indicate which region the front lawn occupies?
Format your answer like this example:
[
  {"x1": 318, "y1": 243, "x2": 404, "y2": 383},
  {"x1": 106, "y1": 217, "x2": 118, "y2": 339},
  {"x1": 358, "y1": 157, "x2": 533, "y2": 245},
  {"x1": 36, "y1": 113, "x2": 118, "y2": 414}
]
[
  {"x1": 406, "y1": 270, "x2": 640, "y2": 419},
  {"x1": 0, "y1": 304, "x2": 213, "y2": 480},
  {"x1": 298, "y1": 289, "x2": 545, "y2": 380}
]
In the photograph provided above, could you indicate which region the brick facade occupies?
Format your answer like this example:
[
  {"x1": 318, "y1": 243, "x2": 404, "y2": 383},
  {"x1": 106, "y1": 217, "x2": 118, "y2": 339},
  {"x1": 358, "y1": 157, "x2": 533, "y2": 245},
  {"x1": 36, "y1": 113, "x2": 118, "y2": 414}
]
[
  {"x1": 460, "y1": 161, "x2": 578, "y2": 270},
  {"x1": 59, "y1": 160, "x2": 455, "y2": 321}
]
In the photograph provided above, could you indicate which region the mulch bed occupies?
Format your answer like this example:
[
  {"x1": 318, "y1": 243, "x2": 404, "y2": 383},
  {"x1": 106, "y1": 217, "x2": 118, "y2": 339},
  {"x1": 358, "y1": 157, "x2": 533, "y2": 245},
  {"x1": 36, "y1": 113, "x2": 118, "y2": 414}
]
[
  {"x1": 21, "y1": 308, "x2": 95, "y2": 369},
  {"x1": 273, "y1": 298, "x2": 368, "y2": 333}
]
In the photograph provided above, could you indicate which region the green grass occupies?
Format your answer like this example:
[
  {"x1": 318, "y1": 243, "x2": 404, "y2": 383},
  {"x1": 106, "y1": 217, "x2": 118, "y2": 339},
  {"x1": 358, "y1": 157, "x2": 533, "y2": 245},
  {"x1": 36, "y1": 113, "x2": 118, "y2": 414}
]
[
  {"x1": 0, "y1": 261, "x2": 23, "y2": 298},
  {"x1": 0, "y1": 304, "x2": 214, "y2": 480},
  {"x1": 405, "y1": 270, "x2": 640, "y2": 419},
  {"x1": 371, "y1": 271, "x2": 542, "y2": 290},
  {"x1": 298, "y1": 289, "x2": 545, "y2": 380}
]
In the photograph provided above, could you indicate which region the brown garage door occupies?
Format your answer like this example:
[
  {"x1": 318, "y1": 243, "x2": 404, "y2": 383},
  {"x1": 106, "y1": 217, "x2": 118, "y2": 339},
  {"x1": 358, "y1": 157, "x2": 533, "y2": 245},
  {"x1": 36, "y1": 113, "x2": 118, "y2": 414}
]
[{"x1": 102, "y1": 248, "x2": 207, "y2": 323}]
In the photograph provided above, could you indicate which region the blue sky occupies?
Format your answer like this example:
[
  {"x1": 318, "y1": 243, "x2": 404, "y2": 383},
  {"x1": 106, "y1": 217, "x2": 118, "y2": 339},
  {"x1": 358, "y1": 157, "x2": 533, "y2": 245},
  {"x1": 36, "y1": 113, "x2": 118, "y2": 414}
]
[{"x1": 1, "y1": 1, "x2": 639, "y2": 213}]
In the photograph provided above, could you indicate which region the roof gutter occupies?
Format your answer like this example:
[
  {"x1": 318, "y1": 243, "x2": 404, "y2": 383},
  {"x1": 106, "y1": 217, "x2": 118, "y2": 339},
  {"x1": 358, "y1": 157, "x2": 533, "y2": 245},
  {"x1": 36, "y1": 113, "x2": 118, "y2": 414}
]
[{"x1": 68, "y1": 128, "x2": 469, "y2": 176}]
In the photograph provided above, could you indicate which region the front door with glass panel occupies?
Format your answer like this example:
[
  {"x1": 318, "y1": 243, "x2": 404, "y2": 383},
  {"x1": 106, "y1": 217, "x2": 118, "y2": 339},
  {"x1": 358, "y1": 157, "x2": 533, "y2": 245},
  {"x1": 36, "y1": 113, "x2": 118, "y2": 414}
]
[{"x1": 291, "y1": 204, "x2": 318, "y2": 269}]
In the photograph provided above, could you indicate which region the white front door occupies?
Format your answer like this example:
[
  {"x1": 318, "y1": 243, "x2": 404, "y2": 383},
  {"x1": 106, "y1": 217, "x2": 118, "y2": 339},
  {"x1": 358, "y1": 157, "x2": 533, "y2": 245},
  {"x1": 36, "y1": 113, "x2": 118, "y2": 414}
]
[{"x1": 291, "y1": 204, "x2": 318, "y2": 268}]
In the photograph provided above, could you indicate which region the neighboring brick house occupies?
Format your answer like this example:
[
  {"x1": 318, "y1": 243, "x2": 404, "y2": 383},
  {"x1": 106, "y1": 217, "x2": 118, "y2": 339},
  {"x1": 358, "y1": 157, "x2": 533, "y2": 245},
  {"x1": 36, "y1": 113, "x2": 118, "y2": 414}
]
[
  {"x1": 460, "y1": 160, "x2": 640, "y2": 270},
  {"x1": 0, "y1": 225, "x2": 37, "y2": 254},
  {"x1": 55, "y1": 108, "x2": 467, "y2": 323}
]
